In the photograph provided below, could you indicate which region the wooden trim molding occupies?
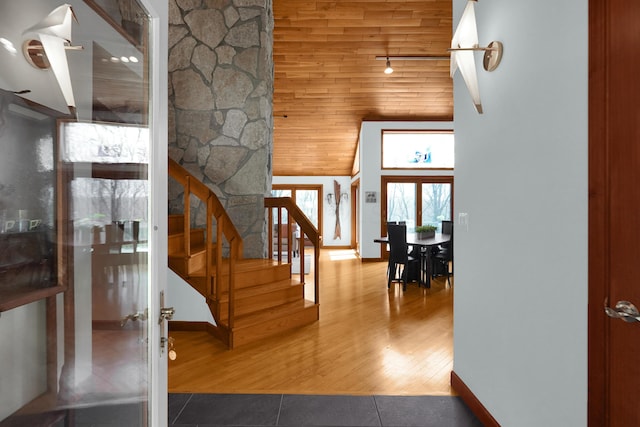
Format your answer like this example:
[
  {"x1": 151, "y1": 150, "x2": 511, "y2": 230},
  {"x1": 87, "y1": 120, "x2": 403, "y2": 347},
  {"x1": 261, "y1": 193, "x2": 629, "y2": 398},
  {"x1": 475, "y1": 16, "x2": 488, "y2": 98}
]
[
  {"x1": 451, "y1": 371, "x2": 500, "y2": 427},
  {"x1": 350, "y1": 178, "x2": 360, "y2": 251},
  {"x1": 169, "y1": 321, "x2": 209, "y2": 332},
  {"x1": 169, "y1": 321, "x2": 229, "y2": 346},
  {"x1": 587, "y1": 0, "x2": 607, "y2": 424}
]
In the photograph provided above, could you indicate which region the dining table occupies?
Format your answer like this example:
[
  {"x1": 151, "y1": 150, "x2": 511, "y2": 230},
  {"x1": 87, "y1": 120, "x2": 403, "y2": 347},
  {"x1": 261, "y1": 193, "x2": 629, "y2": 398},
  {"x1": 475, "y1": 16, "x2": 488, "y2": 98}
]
[{"x1": 374, "y1": 233, "x2": 451, "y2": 288}]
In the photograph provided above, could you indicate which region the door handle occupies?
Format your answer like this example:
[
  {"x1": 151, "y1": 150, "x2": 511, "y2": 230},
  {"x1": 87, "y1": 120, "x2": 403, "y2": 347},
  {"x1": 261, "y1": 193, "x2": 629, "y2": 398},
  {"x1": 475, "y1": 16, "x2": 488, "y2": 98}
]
[
  {"x1": 159, "y1": 291, "x2": 176, "y2": 356},
  {"x1": 604, "y1": 299, "x2": 640, "y2": 323},
  {"x1": 159, "y1": 306, "x2": 175, "y2": 323},
  {"x1": 121, "y1": 309, "x2": 148, "y2": 327}
]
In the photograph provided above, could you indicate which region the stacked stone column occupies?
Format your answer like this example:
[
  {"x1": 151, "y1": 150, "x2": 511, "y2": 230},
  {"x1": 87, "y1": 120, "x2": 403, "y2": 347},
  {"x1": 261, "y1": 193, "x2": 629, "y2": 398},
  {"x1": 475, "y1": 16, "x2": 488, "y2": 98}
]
[{"x1": 168, "y1": 0, "x2": 273, "y2": 258}]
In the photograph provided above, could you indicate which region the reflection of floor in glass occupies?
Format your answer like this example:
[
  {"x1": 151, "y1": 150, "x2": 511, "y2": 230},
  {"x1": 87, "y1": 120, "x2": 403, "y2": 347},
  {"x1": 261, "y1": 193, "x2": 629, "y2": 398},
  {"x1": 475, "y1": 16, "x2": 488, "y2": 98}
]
[
  {"x1": 93, "y1": 261, "x2": 148, "y2": 321},
  {"x1": 60, "y1": 329, "x2": 148, "y2": 406},
  {"x1": 4, "y1": 330, "x2": 148, "y2": 426},
  {"x1": 3, "y1": 400, "x2": 147, "y2": 426}
]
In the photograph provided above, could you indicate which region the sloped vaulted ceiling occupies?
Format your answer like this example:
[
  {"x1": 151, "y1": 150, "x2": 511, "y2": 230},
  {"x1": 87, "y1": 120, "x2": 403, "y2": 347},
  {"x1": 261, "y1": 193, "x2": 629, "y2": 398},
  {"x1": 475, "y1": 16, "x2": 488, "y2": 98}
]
[{"x1": 272, "y1": 0, "x2": 453, "y2": 177}]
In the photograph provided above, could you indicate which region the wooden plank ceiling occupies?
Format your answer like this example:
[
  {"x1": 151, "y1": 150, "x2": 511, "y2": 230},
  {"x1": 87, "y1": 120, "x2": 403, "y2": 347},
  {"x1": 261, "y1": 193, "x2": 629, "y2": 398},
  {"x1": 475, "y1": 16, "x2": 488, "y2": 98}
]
[{"x1": 273, "y1": 0, "x2": 453, "y2": 177}]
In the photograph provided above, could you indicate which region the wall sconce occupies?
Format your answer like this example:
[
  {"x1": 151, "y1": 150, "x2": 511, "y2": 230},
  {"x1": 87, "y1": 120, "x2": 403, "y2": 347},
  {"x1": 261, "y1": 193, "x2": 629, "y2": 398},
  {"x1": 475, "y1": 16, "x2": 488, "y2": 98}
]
[
  {"x1": 22, "y1": 4, "x2": 82, "y2": 117},
  {"x1": 449, "y1": 0, "x2": 503, "y2": 114}
]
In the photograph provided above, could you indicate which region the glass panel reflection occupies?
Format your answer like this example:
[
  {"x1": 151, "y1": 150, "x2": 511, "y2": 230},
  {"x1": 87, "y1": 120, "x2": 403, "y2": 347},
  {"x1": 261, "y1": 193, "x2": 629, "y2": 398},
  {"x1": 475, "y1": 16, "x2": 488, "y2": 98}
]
[
  {"x1": 387, "y1": 183, "x2": 416, "y2": 231},
  {"x1": 0, "y1": 0, "x2": 152, "y2": 425},
  {"x1": 421, "y1": 183, "x2": 452, "y2": 231}
]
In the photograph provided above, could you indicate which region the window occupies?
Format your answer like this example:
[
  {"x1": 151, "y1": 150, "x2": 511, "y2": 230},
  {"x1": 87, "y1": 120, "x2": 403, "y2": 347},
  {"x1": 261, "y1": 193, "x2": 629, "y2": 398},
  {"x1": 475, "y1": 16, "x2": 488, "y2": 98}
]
[
  {"x1": 383, "y1": 176, "x2": 453, "y2": 233},
  {"x1": 382, "y1": 130, "x2": 454, "y2": 169}
]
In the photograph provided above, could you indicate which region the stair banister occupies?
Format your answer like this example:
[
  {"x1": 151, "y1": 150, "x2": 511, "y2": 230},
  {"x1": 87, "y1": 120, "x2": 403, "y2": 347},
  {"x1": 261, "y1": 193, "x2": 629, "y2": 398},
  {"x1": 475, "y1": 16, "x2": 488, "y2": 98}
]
[
  {"x1": 184, "y1": 176, "x2": 191, "y2": 258},
  {"x1": 170, "y1": 159, "x2": 319, "y2": 349},
  {"x1": 206, "y1": 195, "x2": 213, "y2": 298},
  {"x1": 264, "y1": 197, "x2": 321, "y2": 305},
  {"x1": 169, "y1": 158, "x2": 243, "y2": 346}
]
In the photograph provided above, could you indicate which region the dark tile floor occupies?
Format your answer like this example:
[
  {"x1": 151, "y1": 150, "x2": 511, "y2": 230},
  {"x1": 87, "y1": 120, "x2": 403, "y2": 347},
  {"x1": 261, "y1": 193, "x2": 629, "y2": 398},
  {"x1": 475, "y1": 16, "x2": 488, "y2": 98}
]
[
  {"x1": 169, "y1": 393, "x2": 484, "y2": 427},
  {"x1": 1, "y1": 394, "x2": 482, "y2": 426}
]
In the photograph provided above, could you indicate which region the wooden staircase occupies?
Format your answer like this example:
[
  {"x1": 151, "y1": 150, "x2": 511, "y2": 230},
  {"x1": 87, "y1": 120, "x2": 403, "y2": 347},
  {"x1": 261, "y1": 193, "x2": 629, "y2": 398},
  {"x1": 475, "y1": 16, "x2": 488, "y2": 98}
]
[{"x1": 168, "y1": 159, "x2": 320, "y2": 348}]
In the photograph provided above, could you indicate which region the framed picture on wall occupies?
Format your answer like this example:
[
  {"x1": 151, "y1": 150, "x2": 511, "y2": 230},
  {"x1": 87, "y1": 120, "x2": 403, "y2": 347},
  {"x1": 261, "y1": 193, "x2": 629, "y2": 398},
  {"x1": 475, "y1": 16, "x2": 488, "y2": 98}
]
[{"x1": 365, "y1": 191, "x2": 377, "y2": 203}]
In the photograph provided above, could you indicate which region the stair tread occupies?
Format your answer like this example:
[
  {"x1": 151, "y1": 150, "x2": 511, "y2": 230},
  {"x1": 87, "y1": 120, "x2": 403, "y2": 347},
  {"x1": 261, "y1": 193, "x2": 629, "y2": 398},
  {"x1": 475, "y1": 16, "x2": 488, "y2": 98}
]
[
  {"x1": 168, "y1": 162, "x2": 319, "y2": 348},
  {"x1": 233, "y1": 299, "x2": 316, "y2": 329},
  {"x1": 217, "y1": 278, "x2": 304, "y2": 300},
  {"x1": 168, "y1": 231, "x2": 206, "y2": 239},
  {"x1": 187, "y1": 258, "x2": 289, "y2": 277},
  {"x1": 168, "y1": 247, "x2": 206, "y2": 258}
]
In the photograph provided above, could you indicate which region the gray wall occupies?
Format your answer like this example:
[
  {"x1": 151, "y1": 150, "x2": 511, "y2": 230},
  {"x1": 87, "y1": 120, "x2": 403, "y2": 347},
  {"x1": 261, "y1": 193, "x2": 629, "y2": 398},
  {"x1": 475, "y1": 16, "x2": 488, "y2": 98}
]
[{"x1": 452, "y1": 0, "x2": 588, "y2": 425}]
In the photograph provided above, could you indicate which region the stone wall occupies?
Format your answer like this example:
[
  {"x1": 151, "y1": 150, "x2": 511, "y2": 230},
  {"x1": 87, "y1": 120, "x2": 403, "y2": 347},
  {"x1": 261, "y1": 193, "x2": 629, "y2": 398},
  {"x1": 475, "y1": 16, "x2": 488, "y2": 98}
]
[{"x1": 168, "y1": 0, "x2": 273, "y2": 258}]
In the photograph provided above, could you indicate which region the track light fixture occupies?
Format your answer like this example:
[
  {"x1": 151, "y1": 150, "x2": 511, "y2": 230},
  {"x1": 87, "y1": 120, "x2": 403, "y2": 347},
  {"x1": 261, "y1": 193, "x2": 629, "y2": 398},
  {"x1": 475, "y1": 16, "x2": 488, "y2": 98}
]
[
  {"x1": 384, "y1": 57, "x2": 393, "y2": 74},
  {"x1": 376, "y1": 56, "x2": 450, "y2": 75}
]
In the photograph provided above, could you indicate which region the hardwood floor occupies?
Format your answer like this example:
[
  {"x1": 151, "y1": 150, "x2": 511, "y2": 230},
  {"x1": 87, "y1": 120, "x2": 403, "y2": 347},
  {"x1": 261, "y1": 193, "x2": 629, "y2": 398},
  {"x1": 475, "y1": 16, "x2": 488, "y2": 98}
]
[{"x1": 168, "y1": 249, "x2": 454, "y2": 396}]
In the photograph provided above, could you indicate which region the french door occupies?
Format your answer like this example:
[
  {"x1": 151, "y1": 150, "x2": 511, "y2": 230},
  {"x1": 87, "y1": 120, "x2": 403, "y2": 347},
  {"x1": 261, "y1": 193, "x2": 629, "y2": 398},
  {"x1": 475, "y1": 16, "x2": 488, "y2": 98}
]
[
  {"x1": 382, "y1": 176, "x2": 453, "y2": 231},
  {"x1": 381, "y1": 176, "x2": 453, "y2": 257},
  {"x1": 272, "y1": 185, "x2": 323, "y2": 233}
]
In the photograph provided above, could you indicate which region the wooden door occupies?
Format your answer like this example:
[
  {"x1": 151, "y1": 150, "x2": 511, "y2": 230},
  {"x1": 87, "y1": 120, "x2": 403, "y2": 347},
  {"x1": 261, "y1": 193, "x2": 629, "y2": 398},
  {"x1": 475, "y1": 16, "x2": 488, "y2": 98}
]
[{"x1": 589, "y1": 0, "x2": 640, "y2": 425}]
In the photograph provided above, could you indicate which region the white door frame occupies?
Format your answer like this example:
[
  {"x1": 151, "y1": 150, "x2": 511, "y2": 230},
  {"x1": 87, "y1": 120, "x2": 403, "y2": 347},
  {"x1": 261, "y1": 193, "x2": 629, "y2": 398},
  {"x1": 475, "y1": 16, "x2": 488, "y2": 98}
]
[{"x1": 140, "y1": 0, "x2": 168, "y2": 425}]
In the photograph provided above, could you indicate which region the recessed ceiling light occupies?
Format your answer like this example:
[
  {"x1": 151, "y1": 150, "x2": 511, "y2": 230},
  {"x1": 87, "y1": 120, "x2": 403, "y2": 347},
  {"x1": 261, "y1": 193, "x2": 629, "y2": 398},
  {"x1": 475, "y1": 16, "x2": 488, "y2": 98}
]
[
  {"x1": 120, "y1": 56, "x2": 129, "y2": 63},
  {"x1": 129, "y1": 56, "x2": 138, "y2": 63},
  {"x1": 110, "y1": 56, "x2": 119, "y2": 63}
]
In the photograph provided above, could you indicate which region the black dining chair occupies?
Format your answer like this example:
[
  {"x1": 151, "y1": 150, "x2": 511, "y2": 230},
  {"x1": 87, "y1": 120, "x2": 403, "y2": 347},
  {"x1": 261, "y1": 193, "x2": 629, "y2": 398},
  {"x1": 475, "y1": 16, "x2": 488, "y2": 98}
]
[
  {"x1": 432, "y1": 220, "x2": 453, "y2": 285},
  {"x1": 386, "y1": 223, "x2": 419, "y2": 291},
  {"x1": 441, "y1": 220, "x2": 453, "y2": 235}
]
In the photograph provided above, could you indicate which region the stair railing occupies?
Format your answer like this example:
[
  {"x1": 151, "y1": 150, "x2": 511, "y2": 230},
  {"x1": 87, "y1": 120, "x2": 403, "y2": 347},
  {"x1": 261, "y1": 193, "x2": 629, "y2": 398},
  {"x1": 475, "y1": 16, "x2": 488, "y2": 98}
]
[
  {"x1": 264, "y1": 197, "x2": 321, "y2": 305},
  {"x1": 168, "y1": 158, "x2": 243, "y2": 335}
]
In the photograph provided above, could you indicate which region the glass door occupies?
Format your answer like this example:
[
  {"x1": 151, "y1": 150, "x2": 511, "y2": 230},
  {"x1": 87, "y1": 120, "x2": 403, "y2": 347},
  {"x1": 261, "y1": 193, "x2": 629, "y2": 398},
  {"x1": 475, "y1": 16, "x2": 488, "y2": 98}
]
[
  {"x1": 381, "y1": 176, "x2": 453, "y2": 257},
  {"x1": 0, "y1": 0, "x2": 165, "y2": 425},
  {"x1": 296, "y1": 189, "x2": 319, "y2": 228},
  {"x1": 421, "y1": 182, "x2": 452, "y2": 231},
  {"x1": 272, "y1": 185, "x2": 322, "y2": 251},
  {"x1": 272, "y1": 186, "x2": 321, "y2": 230},
  {"x1": 386, "y1": 182, "x2": 417, "y2": 231},
  {"x1": 59, "y1": 122, "x2": 151, "y2": 421}
]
